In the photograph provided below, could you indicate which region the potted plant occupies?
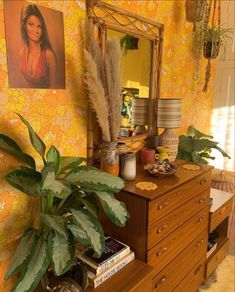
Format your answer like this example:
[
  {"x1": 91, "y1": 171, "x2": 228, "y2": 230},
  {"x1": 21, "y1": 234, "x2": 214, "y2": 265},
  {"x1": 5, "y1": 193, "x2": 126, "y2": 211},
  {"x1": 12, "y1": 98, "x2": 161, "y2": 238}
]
[
  {"x1": 177, "y1": 125, "x2": 231, "y2": 164},
  {"x1": 203, "y1": 25, "x2": 233, "y2": 59},
  {"x1": 1, "y1": 114, "x2": 129, "y2": 291},
  {"x1": 120, "y1": 34, "x2": 139, "y2": 54},
  {"x1": 185, "y1": 0, "x2": 207, "y2": 23}
]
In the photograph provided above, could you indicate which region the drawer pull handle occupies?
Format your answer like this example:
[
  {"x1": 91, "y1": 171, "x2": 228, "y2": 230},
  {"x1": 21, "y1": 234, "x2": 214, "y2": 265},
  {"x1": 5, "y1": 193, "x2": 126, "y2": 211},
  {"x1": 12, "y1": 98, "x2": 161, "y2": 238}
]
[
  {"x1": 156, "y1": 224, "x2": 168, "y2": 234},
  {"x1": 200, "y1": 178, "x2": 207, "y2": 185},
  {"x1": 156, "y1": 247, "x2": 168, "y2": 256},
  {"x1": 198, "y1": 215, "x2": 206, "y2": 222},
  {"x1": 196, "y1": 239, "x2": 204, "y2": 247},
  {"x1": 155, "y1": 276, "x2": 167, "y2": 288},
  {"x1": 158, "y1": 201, "x2": 169, "y2": 210},
  {"x1": 194, "y1": 264, "x2": 202, "y2": 275},
  {"x1": 220, "y1": 207, "x2": 226, "y2": 215},
  {"x1": 199, "y1": 199, "x2": 205, "y2": 204}
]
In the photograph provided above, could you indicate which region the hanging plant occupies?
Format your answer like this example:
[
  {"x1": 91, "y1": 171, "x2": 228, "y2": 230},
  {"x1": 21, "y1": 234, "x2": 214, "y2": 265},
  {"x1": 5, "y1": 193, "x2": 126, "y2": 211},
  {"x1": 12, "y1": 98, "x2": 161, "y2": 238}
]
[
  {"x1": 120, "y1": 35, "x2": 139, "y2": 54},
  {"x1": 203, "y1": 25, "x2": 233, "y2": 59},
  {"x1": 185, "y1": 0, "x2": 207, "y2": 24}
]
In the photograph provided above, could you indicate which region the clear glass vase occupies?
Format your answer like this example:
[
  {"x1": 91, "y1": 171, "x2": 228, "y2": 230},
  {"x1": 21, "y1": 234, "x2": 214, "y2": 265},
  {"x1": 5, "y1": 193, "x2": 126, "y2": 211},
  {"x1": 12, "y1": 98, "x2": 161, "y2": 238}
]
[{"x1": 100, "y1": 141, "x2": 119, "y2": 176}]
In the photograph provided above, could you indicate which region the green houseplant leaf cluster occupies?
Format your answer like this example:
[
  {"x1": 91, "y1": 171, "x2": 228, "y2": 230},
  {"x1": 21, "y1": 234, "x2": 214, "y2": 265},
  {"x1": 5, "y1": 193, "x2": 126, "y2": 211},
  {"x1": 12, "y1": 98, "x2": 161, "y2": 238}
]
[
  {"x1": 1, "y1": 113, "x2": 129, "y2": 292},
  {"x1": 177, "y1": 125, "x2": 231, "y2": 164},
  {"x1": 203, "y1": 25, "x2": 234, "y2": 59}
]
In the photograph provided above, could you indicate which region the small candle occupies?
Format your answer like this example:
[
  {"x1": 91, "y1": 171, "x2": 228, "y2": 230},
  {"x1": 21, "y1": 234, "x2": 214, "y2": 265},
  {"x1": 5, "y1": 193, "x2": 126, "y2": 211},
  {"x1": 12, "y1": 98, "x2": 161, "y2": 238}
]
[{"x1": 140, "y1": 147, "x2": 156, "y2": 164}]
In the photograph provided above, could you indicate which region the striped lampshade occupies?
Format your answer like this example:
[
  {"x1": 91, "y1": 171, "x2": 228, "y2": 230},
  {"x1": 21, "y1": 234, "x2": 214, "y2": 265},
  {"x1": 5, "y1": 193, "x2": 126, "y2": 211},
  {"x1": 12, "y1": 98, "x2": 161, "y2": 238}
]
[
  {"x1": 157, "y1": 98, "x2": 181, "y2": 128},
  {"x1": 131, "y1": 98, "x2": 149, "y2": 126}
]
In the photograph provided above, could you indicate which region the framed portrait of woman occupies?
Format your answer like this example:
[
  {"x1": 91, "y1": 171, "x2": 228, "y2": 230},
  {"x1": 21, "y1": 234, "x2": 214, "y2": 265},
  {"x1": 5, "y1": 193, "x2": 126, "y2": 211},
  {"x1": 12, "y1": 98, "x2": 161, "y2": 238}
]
[{"x1": 3, "y1": 1, "x2": 65, "y2": 89}]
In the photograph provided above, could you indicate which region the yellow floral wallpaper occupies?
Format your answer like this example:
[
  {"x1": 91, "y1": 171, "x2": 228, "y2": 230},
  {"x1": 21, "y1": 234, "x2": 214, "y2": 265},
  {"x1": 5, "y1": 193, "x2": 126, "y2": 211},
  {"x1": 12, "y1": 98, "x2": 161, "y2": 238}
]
[{"x1": 0, "y1": 0, "x2": 215, "y2": 289}]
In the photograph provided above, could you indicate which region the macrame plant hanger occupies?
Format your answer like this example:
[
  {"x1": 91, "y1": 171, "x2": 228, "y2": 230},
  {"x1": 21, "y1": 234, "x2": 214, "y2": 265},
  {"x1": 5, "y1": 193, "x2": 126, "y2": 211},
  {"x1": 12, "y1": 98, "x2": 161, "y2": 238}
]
[{"x1": 203, "y1": 0, "x2": 221, "y2": 92}]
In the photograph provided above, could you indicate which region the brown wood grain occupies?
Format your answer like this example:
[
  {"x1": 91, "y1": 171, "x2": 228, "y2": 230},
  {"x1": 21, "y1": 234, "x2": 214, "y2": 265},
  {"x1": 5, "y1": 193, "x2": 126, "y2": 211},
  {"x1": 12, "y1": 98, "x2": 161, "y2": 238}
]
[
  {"x1": 206, "y1": 240, "x2": 229, "y2": 279},
  {"x1": 173, "y1": 257, "x2": 206, "y2": 292},
  {"x1": 148, "y1": 189, "x2": 210, "y2": 248},
  {"x1": 152, "y1": 231, "x2": 207, "y2": 291},
  {"x1": 147, "y1": 207, "x2": 209, "y2": 273},
  {"x1": 210, "y1": 197, "x2": 233, "y2": 232}
]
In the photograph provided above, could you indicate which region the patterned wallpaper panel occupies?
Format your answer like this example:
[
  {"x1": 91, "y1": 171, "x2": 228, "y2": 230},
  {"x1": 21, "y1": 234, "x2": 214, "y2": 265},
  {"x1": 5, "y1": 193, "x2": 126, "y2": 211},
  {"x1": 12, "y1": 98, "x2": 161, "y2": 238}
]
[{"x1": 0, "y1": 0, "x2": 214, "y2": 289}]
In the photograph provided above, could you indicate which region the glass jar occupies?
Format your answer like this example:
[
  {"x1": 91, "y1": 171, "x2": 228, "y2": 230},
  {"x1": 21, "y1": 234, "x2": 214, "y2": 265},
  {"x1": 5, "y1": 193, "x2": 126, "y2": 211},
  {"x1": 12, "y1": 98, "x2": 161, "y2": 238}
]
[
  {"x1": 120, "y1": 152, "x2": 136, "y2": 181},
  {"x1": 100, "y1": 141, "x2": 119, "y2": 176}
]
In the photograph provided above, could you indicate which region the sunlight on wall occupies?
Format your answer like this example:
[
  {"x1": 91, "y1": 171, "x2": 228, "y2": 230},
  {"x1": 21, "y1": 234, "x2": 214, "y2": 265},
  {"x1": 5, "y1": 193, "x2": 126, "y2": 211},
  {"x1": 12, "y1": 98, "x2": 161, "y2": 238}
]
[{"x1": 211, "y1": 105, "x2": 235, "y2": 171}]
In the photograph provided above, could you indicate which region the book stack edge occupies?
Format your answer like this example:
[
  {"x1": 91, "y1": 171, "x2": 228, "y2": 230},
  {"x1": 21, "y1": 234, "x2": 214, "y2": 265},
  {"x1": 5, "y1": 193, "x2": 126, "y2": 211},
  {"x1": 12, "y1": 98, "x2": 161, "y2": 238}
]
[{"x1": 76, "y1": 237, "x2": 135, "y2": 288}]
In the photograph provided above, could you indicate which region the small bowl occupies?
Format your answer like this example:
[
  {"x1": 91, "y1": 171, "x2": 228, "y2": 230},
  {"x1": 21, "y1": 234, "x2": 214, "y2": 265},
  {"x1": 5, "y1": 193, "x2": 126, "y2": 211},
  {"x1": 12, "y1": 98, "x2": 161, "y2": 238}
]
[{"x1": 144, "y1": 161, "x2": 177, "y2": 177}]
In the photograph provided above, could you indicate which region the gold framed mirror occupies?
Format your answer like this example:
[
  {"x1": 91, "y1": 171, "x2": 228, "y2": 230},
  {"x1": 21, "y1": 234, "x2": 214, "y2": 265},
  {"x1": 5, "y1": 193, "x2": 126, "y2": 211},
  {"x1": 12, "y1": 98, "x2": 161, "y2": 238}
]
[{"x1": 86, "y1": 0, "x2": 164, "y2": 161}]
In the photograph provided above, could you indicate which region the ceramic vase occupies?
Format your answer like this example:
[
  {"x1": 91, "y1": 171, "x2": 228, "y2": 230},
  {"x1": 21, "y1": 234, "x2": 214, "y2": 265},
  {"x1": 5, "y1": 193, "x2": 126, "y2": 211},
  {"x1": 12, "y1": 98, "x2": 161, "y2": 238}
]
[{"x1": 100, "y1": 141, "x2": 119, "y2": 176}]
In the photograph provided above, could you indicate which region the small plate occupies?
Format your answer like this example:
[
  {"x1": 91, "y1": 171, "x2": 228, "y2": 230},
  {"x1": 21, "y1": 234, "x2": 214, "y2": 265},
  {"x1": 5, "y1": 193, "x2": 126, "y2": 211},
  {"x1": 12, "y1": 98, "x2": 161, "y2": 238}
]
[{"x1": 144, "y1": 162, "x2": 177, "y2": 177}]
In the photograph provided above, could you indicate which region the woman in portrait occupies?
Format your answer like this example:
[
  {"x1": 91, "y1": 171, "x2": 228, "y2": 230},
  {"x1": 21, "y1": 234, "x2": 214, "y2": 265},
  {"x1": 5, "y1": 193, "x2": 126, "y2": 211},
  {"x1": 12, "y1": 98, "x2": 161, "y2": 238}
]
[{"x1": 20, "y1": 4, "x2": 58, "y2": 88}]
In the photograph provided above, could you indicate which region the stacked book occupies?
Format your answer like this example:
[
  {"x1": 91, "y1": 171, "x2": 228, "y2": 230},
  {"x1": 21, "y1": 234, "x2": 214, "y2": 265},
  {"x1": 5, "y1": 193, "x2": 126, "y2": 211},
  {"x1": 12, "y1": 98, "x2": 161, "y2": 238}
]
[{"x1": 76, "y1": 237, "x2": 135, "y2": 288}]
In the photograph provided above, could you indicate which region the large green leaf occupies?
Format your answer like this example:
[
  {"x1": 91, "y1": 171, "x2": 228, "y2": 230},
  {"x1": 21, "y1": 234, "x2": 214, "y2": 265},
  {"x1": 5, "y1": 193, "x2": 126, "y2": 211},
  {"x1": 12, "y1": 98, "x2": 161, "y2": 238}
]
[
  {"x1": 96, "y1": 192, "x2": 129, "y2": 227},
  {"x1": 16, "y1": 113, "x2": 46, "y2": 160},
  {"x1": 200, "y1": 152, "x2": 215, "y2": 160},
  {"x1": 192, "y1": 139, "x2": 208, "y2": 152},
  {"x1": 60, "y1": 157, "x2": 87, "y2": 172},
  {"x1": 46, "y1": 146, "x2": 61, "y2": 175},
  {"x1": 48, "y1": 230, "x2": 74, "y2": 276},
  {"x1": 187, "y1": 125, "x2": 213, "y2": 139},
  {"x1": 5, "y1": 229, "x2": 37, "y2": 282},
  {"x1": 68, "y1": 224, "x2": 90, "y2": 245},
  {"x1": 191, "y1": 153, "x2": 208, "y2": 164},
  {"x1": 0, "y1": 134, "x2": 35, "y2": 169},
  {"x1": 71, "y1": 208, "x2": 105, "y2": 256},
  {"x1": 80, "y1": 196, "x2": 99, "y2": 218},
  {"x1": 212, "y1": 145, "x2": 231, "y2": 158},
  {"x1": 41, "y1": 214, "x2": 67, "y2": 238},
  {"x1": 178, "y1": 136, "x2": 194, "y2": 153},
  {"x1": 65, "y1": 166, "x2": 124, "y2": 193},
  {"x1": 4, "y1": 168, "x2": 42, "y2": 196},
  {"x1": 11, "y1": 235, "x2": 50, "y2": 292},
  {"x1": 41, "y1": 163, "x2": 71, "y2": 199},
  {"x1": 176, "y1": 149, "x2": 192, "y2": 161}
]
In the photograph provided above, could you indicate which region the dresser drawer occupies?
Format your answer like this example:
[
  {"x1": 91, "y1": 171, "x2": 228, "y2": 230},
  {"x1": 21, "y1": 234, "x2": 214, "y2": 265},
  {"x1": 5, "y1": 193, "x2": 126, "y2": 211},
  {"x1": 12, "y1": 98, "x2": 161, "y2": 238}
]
[
  {"x1": 148, "y1": 189, "x2": 210, "y2": 248},
  {"x1": 174, "y1": 258, "x2": 205, "y2": 292},
  {"x1": 149, "y1": 172, "x2": 211, "y2": 223},
  {"x1": 209, "y1": 198, "x2": 233, "y2": 232},
  {"x1": 206, "y1": 240, "x2": 229, "y2": 278},
  {"x1": 152, "y1": 231, "x2": 207, "y2": 291},
  {"x1": 147, "y1": 207, "x2": 209, "y2": 272}
]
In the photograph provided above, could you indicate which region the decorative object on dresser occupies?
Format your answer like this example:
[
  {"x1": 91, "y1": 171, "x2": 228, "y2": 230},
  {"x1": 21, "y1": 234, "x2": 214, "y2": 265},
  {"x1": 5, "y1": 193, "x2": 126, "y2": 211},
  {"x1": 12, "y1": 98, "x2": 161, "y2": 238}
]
[
  {"x1": 84, "y1": 20, "x2": 122, "y2": 174},
  {"x1": 157, "y1": 98, "x2": 181, "y2": 162},
  {"x1": 177, "y1": 125, "x2": 231, "y2": 164},
  {"x1": 131, "y1": 98, "x2": 149, "y2": 135},
  {"x1": 100, "y1": 161, "x2": 213, "y2": 291},
  {"x1": 1, "y1": 114, "x2": 129, "y2": 292},
  {"x1": 86, "y1": 0, "x2": 164, "y2": 162}
]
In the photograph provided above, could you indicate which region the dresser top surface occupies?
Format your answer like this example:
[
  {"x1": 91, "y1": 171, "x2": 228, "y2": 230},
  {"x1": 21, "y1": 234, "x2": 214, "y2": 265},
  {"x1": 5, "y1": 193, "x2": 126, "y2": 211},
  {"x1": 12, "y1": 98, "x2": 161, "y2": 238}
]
[{"x1": 123, "y1": 160, "x2": 213, "y2": 200}]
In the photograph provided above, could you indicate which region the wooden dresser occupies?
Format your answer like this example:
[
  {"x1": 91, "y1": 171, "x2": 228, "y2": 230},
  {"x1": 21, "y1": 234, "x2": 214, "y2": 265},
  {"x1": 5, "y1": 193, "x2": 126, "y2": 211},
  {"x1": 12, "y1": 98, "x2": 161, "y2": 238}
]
[{"x1": 101, "y1": 161, "x2": 213, "y2": 291}]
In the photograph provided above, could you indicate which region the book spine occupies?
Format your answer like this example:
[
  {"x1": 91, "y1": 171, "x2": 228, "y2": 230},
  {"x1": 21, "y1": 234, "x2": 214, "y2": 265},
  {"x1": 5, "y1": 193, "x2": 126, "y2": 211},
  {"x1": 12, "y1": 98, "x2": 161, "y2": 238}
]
[
  {"x1": 95, "y1": 246, "x2": 130, "y2": 275},
  {"x1": 89, "y1": 251, "x2": 135, "y2": 288}
]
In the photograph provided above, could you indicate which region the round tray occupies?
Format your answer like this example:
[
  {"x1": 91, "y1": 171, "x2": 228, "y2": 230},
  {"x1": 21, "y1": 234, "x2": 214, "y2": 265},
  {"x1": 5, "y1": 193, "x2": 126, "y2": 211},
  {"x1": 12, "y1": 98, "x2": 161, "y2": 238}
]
[{"x1": 145, "y1": 168, "x2": 177, "y2": 177}]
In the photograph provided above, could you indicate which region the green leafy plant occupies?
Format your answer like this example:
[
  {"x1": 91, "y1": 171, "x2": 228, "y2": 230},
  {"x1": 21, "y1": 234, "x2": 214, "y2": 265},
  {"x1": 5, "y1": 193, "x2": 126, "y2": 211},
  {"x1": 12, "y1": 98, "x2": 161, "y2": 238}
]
[
  {"x1": 177, "y1": 125, "x2": 231, "y2": 164},
  {"x1": 1, "y1": 113, "x2": 129, "y2": 292},
  {"x1": 120, "y1": 34, "x2": 139, "y2": 54},
  {"x1": 203, "y1": 25, "x2": 234, "y2": 58}
]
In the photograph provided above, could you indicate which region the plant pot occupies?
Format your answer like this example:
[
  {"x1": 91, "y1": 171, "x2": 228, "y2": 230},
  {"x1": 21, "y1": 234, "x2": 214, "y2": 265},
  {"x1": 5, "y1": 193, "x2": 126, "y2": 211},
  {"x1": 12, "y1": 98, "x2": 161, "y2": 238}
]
[
  {"x1": 100, "y1": 141, "x2": 119, "y2": 176},
  {"x1": 203, "y1": 41, "x2": 220, "y2": 59},
  {"x1": 185, "y1": 0, "x2": 206, "y2": 22}
]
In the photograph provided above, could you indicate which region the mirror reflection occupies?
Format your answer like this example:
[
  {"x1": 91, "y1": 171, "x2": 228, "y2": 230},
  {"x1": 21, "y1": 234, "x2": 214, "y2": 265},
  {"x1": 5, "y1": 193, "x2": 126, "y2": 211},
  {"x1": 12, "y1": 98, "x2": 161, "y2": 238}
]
[{"x1": 107, "y1": 29, "x2": 152, "y2": 138}]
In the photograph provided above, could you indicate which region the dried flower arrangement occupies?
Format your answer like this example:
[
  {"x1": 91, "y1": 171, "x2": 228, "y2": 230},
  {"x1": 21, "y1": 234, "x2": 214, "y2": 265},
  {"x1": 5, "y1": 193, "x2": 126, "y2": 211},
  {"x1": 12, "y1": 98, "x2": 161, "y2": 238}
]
[{"x1": 84, "y1": 22, "x2": 122, "y2": 143}]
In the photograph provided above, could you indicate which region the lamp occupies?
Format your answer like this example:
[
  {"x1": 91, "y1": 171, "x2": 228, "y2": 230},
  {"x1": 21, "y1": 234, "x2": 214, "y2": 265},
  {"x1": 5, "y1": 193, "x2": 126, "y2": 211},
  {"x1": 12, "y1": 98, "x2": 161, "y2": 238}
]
[
  {"x1": 131, "y1": 98, "x2": 149, "y2": 135},
  {"x1": 157, "y1": 98, "x2": 181, "y2": 161}
]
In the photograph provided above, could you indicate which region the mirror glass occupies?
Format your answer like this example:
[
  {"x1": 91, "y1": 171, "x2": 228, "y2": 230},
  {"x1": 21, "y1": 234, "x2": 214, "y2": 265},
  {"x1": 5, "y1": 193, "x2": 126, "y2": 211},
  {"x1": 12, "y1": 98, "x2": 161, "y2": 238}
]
[{"x1": 107, "y1": 29, "x2": 152, "y2": 138}]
